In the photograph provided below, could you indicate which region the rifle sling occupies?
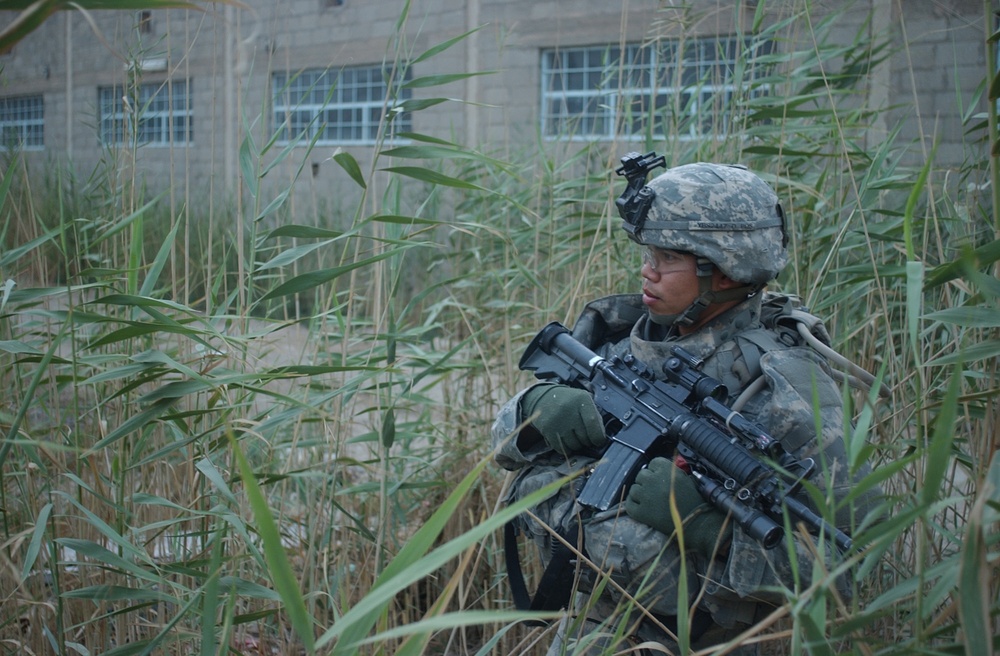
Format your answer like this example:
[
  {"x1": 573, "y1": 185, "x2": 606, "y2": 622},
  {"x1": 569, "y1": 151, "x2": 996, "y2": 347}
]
[
  {"x1": 504, "y1": 518, "x2": 581, "y2": 615},
  {"x1": 504, "y1": 518, "x2": 715, "y2": 643},
  {"x1": 503, "y1": 519, "x2": 535, "y2": 612}
]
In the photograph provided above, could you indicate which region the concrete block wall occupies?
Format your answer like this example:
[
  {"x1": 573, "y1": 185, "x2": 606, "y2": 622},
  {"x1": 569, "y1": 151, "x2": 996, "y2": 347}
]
[
  {"x1": 0, "y1": 0, "x2": 991, "y2": 211},
  {"x1": 884, "y1": 0, "x2": 988, "y2": 168}
]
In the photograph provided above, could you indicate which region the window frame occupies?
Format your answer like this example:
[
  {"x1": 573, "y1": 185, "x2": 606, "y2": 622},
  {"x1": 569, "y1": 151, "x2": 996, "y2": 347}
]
[
  {"x1": 540, "y1": 36, "x2": 772, "y2": 141},
  {"x1": 0, "y1": 94, "x2": 45, "y2": 151},
  {"x1": 98, "y1": 79, "x2": 193, "y2": 147},
  {"x1": 271, "y1": 64, "x2": 412, "y2": 146}
]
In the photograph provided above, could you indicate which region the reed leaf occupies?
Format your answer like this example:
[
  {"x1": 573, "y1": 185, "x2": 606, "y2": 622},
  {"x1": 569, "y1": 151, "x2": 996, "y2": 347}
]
[
  {"x1": 258, "y1": 251, "x2": 400, "y2": 301},
  {"x1": 379, "y1": 165, "x2": 492, "y2": 191},
  {"x1": 334, "y1": 150, "x2": 367, "y2": 189},
  {"x1": 957, "y1": 452, "x2": 997, "y2": 656},
  {"x1": 230, "y1": 432, "x2": 316, "y2": 654},
  {"x1": 19, "y1": 502, "x2": 52, "y2": 583},
  {"x1": 316, "y1": 458, "x2": 567, "y2": 651}
]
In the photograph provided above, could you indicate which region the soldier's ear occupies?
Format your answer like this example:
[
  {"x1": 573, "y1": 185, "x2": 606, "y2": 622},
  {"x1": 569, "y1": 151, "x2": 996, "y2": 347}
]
[{"x1": 715, "y1": 271, "x2": 743, "y2": 290}]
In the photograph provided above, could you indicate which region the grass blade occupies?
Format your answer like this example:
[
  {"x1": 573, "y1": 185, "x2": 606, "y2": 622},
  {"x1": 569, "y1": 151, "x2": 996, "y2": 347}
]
[
  {"x1": 229, "y1": 431, "x2": 316, "y2": 654},
  {"x1": 20, "y1": 502, "x2": 52, "y2": 582},
  {"x1": 317, "y1": 459, "x2": 570, "y2": 651}
]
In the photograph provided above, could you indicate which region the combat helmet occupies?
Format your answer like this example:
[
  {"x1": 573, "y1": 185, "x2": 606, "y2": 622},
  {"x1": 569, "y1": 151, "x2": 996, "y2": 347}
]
[{"x1": 614, "y1": 152, "x2": 788, "y2": 326}]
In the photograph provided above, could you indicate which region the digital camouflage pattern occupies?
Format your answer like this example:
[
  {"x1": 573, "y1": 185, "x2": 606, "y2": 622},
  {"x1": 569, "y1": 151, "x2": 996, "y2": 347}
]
[
  {"x1": 632, "y1": 163, "x2": 788, "y2": 285},
  {"x1": 492, "y1": 294, "x2": 878, "y2": 655},
  {"x1": 492, "y1": 159, "x2": 876, "y2": 653}
]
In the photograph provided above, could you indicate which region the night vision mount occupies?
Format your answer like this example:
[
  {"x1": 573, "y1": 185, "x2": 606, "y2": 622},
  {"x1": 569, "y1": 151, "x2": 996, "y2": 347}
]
[{"x1": 615, "y1": 151, "x2": 666, "y2": 242}]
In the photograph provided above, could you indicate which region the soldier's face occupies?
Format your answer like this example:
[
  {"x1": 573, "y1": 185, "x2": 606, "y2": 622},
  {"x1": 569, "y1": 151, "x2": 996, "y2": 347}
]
[
  {"x1": 640, "y1": 246, "x2": 739, "y2": 332},
  {"x1": 640, "y1": 247, "x2": 701, "y2": 317}
]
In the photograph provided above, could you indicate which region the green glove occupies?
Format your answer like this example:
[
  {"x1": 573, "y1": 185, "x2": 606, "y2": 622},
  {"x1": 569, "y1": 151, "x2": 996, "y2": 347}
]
[
  {"x1": 520, "y1": 384, "x2": 606, "y2": 455},
  {"x1": 625, "y1": 457, "x2": 732, "y2": 554}
]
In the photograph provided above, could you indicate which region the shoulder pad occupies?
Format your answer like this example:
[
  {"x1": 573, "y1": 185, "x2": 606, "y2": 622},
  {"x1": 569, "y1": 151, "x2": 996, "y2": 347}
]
[{"x1": 571, "y1": 294, "x2": 646, "y2": 348}]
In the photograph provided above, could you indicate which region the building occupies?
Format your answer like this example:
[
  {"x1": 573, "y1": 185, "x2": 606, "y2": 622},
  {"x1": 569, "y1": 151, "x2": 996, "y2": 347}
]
[{"x1": 0, "y1": 0, "x2": 991, "y2": 213}]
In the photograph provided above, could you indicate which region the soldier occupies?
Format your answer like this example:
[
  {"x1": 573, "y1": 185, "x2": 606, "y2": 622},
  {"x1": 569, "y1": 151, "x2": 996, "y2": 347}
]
[{"x1": 492, "y1": 157, "x2": 880, "y2": 655}]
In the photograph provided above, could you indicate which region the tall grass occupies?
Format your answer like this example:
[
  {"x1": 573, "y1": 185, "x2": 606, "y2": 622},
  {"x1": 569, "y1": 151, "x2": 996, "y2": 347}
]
[{"x1": 1, "y1": 0, "x2": 999, "y2": 654}]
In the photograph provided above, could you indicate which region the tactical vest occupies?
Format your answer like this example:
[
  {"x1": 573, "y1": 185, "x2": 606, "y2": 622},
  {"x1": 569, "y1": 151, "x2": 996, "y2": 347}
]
[{"x1": 570, "y1": 291, "x2": 887, "y2": 407}]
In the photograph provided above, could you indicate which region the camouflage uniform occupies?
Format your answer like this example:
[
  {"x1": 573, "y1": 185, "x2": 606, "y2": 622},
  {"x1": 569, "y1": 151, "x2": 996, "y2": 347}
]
[
  {"x1": 493, "y1": 160, "x2": 879, "y2": 655},
  {"x1": 493, "y1": 293, "x2": 875, "y2": 655}
]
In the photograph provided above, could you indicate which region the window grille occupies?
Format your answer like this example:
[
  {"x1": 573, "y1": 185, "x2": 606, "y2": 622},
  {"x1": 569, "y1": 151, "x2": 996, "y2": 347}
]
[
  {"x1": 272, "y1": 65, "x2": 411, "y2": 145},
  {"x1": 0, "y1": 95, "x2": 44, "y2": 151},
  {"x1": 541, "y1": 36, "x2": 773, "y2": 140},
  {"x1": 99, "y1": 79, "x2": 193, "y2": 145}
]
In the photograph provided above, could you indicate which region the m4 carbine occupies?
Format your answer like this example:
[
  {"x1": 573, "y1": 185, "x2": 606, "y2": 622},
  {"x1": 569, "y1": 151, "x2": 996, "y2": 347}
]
[{"x1": 519, "y1": 321, "x2": 853, "y2": 552}]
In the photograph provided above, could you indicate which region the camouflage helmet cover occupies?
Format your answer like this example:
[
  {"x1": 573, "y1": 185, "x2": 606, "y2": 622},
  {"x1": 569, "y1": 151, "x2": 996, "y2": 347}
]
[{"x1": 629, "y1": 163, "x2": 788, "y2": 285}]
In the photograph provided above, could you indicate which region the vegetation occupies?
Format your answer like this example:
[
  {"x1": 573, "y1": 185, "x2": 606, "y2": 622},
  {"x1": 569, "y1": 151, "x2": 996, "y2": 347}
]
[
  {"x1": 0, "y1": 0, "x2": 241, "y2": 56},
  {"x1": 1, "y1": 0, "x2": 998, "y2": 655}
]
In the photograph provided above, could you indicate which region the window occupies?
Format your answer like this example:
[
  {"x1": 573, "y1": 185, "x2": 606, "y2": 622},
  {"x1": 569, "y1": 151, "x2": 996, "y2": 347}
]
[
  {"x1": 541, "y1": 36, "x2": 772, "y2": 140},
  {"x1": 272, "y1": 65, "x2": 411, "y2": 145},
  {"x1": 0, "y1": 95, "x2": 44, "y2": 151},
  {"x1": 99, "y1": 79, "x2": 193, "y2": 145},
  {"x1": 138, "y1": 10, "x2": 153, "y2": 34}
]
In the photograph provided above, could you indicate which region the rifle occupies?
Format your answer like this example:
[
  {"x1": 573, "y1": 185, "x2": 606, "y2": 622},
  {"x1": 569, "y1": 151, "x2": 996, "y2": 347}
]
[{"x1": 518, "y1": 321, "x2": 853, "y2": 552}]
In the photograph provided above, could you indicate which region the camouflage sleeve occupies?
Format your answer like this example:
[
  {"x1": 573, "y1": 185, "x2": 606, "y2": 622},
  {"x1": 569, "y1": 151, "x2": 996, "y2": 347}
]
[{"x1": 490, "y1": 384, "x2": 556, "y2": 471}]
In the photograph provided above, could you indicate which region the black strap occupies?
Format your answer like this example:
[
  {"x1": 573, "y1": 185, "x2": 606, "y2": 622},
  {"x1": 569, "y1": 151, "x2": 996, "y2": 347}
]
[
  {"x1": 504, "y1": 519, "x2": 581, "y2": 614},
  {"x1": 504, "y1": 520, "x2": 535, "y2": 612},
  {"x1": 504, "y1": 520, "x2": 717, "y2": 643},
  {"x1": 653, "y1": 607, "x2": 715, "y2": 644}
]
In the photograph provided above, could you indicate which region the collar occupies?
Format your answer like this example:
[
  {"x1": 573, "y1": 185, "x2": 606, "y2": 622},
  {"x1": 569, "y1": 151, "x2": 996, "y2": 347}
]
[{"x1": 630, "y1": 295, "x2": 764, "y2": 368}]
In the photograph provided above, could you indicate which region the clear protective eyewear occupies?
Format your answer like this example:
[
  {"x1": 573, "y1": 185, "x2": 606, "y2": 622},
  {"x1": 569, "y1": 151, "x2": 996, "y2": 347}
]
[{"x1": 641, "y1": 246, "x2": 688, "y2": 275}]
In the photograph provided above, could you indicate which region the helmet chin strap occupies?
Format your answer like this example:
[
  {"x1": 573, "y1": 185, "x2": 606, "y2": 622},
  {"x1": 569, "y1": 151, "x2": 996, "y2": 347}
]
[{"x1": 649, "y1": 257, "x2": 761, "y2": 328}]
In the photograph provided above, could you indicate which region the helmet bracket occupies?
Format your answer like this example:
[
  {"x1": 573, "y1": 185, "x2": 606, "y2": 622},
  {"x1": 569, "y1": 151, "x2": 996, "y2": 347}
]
[{"x1": 615, "y1": 151, "x2": 666, "y2": 241}]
